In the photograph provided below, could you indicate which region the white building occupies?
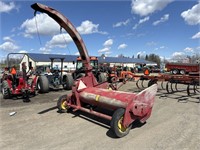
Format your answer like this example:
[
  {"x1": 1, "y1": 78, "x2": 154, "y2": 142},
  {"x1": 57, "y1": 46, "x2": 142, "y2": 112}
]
[{"x1": 20, "y1": 53, "x2": 156, "y2": 72}]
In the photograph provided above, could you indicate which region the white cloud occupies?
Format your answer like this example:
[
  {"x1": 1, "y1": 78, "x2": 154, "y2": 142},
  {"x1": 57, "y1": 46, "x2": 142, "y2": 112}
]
[
  {"x1": 77, "y1": 20, "x2": 107, "y2": 35},
  {"x1": 39, "y1": 47, "x2": 51, "y2": 54},
  {"x1": 133, "y1": 16, "x2": 150, "y2": 30},
  {"x1": 160, "y1": 46, "x2": 165, "y2": 49},
  {"x1": 3, "y1": 36, "x2": 15, "y2": 43},
  {"x1": 105, "y1": 51, "x2": 112, "y2": 56},
  {"x1": 74, "y1": 52, "x2": 79, "y2": 55},
  {"x1": 0, "y1": 1, "x2": 16, "y2": 13},
  {"x1": 139, "y1": 16, "x2": 150, "y2": 24},
  {"x1": 21, "y1": 14, "x2": 107, "y2": 38},
  {"x1": 98, "y1": 39, "x2": 113, "y2": 55},
  {"x1": 131, "y1": 0, "x2": 173, "y2": 16},
  {"x1": 153, "y1": 14, "x2": 169, "y2": 26},
  {"x1": 181, "y1": 2, "x2": 200, "y2": 25},
  {"x1": 172, "y1": 52, "x2": 185, "y2": 59},
  {"x1": 192, "y1": 32, "x2": 200, "y2": 39},
  {"x1": 98, "y1": 47, "x2": 110, "y2": 53},
  {"x1": 146, "y1": 41, "x2": 157, "y2": 46},
  {"x1": 46, "y1": 33, "x2": 73, "y2": 49},
  {"x1": 184, "y1": 47, "x2": 194, "y2": 53},
  {"x1": 103, "y1": 39, "x2": 113, "y2": 47},
  {"x1": 154, "y1": 45, "x2": 166, "y2": 50},
  {"x1": 0, "y1": 41, "x2": 19, "y2": 52},
  {"x1": 18, "y1": 50, "x2": 28, "y2": 53},
  {"x1": 118, "y1": 44, "x2": 127, "y2": 49},
  {"x1": 20, "y1": 14, "x2": 60, "y2": 37},
  {"x1": 113, "y1": 19, "x2": 130, "y2": 27},
  {"x1": 137, "y1": 51, "x2": 146, "y2": 57}
]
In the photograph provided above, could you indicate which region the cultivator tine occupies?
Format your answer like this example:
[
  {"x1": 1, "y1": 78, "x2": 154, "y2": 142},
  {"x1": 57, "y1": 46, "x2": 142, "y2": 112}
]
[
  {"x1": 170, "y1": 82, "x2": 174, "y2": 93},
  {"x1": 187, "y1": 80, "x2": 199, "y2": 96},
  {"x1": 166, "y1": 81, "x2": 171, "y2": 94},
  {"x1": 136, "y1": 77, "x2": 146, "y2": 90},
  {"x1": 161, "y1": 81, "x2": 165, "y2": 90},
  {"x1": 187, "y1": 84, "x2": 190, "y2": 96},
  {"x1": 141, "y1": 80, "x2": 145, "y2": 88},
  {"x1": 134, "y1": 73, "x2": 199, "y2": 97},
  {"x1": 175, "y1": 82, "x2": 178, "y2": 91},
  {"x1": 148, "y1": 79, "x2": 158, "y2": 87},
  {"x1": 136, "y1": 79, "x2": 141, "y2": 89}
]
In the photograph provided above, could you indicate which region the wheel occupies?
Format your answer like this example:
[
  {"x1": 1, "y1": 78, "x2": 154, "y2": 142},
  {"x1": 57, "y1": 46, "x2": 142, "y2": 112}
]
[
  {"x1": 37, "y1": 76, "x2": 49, "y2": 93},
  {"x1": 172, "y1": 69, "x2": 178, "y2": 75},
  {"x1": 2, "y1": 80, "x2": 11, "y2": 99},
  {"x1": 98, "y1": 73, "x2": 107, "y2": 83},
  {"x1": 110, "y1": 108, "x2": 132, "y2": 138},
  {"x1": 63, "y1": 74, "x2": 73, "y2": 90},
  {"x1": 180, "y1": 69, "x2": 185, "y2": 75},
  {"x1": 57, "y1": 95, "x2": 70, "y2": 113}
]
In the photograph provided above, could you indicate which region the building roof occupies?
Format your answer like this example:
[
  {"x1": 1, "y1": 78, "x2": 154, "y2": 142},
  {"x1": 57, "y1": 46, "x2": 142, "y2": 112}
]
[
  {"x1": 26, "y1": 53, "x2": 155, "y2": 65},
  {"x1": 98, "y1": 56, "x2": 154, "y2": 64},
  {"x1": 27, "y1": 53, "x2": 77, "y2": 62}
]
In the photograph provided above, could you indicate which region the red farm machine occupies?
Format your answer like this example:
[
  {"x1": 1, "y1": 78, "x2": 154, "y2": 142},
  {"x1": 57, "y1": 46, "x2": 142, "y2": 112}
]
[
  {"x1": 166, "y1": 62, "x2": 199, "y2": 75},
  {"x1": 31, "y1": 3, "x2": 158, "y2": 137},
  {"x1": 1, "y1": 53, "x2": 48, "y2": 102}
]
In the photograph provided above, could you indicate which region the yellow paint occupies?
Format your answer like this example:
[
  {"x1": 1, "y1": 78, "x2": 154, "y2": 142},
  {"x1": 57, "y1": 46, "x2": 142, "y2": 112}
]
[
  {"x1": 95, "y1": 95, "x2": 100, "y2": 101},
  {"x1": 61, "y1": 101, "x2": 67, "y2": 110},
  {"x1": 118, "y1": 117, "x2": 126, "y2": 132},
  {"x1": 108, "y1": 87, "x2": 112, "y2": 90}
]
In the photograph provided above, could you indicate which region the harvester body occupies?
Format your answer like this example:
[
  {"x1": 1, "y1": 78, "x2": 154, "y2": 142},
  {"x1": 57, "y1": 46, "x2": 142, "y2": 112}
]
[{"x1": 31, "y1": 3, "x2": 157, "y2": 137}]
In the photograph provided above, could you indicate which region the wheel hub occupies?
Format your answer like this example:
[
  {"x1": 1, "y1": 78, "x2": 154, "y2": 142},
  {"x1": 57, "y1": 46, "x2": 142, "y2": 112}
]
[{"x1": 118, "y1": 117, "x2": 126, "y2": 132}]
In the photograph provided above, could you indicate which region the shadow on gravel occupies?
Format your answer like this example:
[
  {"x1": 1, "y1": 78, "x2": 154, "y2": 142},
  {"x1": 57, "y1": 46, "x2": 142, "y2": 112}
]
[
  {"x1": 38, "y1": 106, "x2": 58, "y2": 114},
  {"x1": 106, "y1": 119, "x2": 146, "y2": 139}
]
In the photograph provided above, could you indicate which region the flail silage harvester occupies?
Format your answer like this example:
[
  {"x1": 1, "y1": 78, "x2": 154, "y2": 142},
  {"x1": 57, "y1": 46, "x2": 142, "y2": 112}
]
[{"x1": 31, "y1": 3, "x2": 158, "y2": 137}]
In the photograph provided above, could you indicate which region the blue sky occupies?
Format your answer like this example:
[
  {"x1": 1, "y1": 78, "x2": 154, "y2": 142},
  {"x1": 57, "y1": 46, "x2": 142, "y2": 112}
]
[{"x1": 0, "y1": 0, "x2": 200, "y2": 61}]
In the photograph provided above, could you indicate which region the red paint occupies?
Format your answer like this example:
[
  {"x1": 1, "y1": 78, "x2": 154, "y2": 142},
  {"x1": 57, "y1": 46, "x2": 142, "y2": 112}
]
[{"x1": 31, "y1": 3, "x2": 158, "y2": 136}]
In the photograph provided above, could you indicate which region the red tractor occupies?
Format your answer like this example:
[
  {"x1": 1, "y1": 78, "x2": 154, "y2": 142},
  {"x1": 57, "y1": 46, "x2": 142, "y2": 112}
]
[
  {"x1": 1, "y1": 53, "x2": 45, "y2": 102},
  {"x1": 31, "y1": 3, "x2": 157, "y2": 137}
]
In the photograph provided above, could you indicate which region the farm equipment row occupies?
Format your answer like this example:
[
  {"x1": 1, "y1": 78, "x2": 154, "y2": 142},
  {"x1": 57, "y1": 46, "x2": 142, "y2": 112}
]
[{"x1": 135, "y1": 74, "x2": 199, "y2": 96}]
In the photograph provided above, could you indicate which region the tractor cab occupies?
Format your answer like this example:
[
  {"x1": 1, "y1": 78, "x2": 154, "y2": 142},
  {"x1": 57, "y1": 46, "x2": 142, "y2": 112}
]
[
  {"x1": 76, "y1": 56, "x2": 98, "y2": 70},
  {"x1": 73, "y1": 56, "x2": 106, "y2": 82}
]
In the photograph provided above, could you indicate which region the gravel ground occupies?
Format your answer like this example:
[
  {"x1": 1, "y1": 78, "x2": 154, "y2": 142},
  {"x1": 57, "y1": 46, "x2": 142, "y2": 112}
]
[{"x1": 0, "y1": 81, "x2": 199, "y2": 150}]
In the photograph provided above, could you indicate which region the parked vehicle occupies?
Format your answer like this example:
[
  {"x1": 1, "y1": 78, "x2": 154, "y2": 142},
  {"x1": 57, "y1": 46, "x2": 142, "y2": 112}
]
[
  {"x1": 166, "y1": 62, "x2": 199, "y2": 75},
  {"x1": 37, "y1": 57, "x2": 73, "y2": 91},
  {"x1": 72, "y1": 56, "x2": 106, "y2": 83},
  {"x1": 1, "y1": 53, "x2": 48, "y2": 101}
]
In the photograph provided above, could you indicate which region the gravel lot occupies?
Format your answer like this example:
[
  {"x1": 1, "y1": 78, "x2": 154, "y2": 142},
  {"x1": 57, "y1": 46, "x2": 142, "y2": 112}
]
[{"x1": 0, "y1": 81, "x2": 199, "y2": 150}]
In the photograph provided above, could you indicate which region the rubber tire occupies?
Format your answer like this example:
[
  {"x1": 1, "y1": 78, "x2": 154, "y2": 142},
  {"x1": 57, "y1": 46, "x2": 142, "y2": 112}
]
[
  {"x1": 180, "y1": 69, "x2": 185, "y2": 75},
  {"x1": 98, "y1": 73, "x2": 107, "y2": 83},
  {"x1": 2, "y1": 81, "x2": 11, "y2": 99},
  {"x1": 63, "y1": 74, "x2": 73, "y2": 90},
  {"x1": 57, "y1": 95, "x2": 70, "y2": 113},
  {"x1": 37, "y1": 76, "x2": 49, "y2": 93},
  {"x1": 110, "y1": 108, "x2": 132, "y2": 138}
]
